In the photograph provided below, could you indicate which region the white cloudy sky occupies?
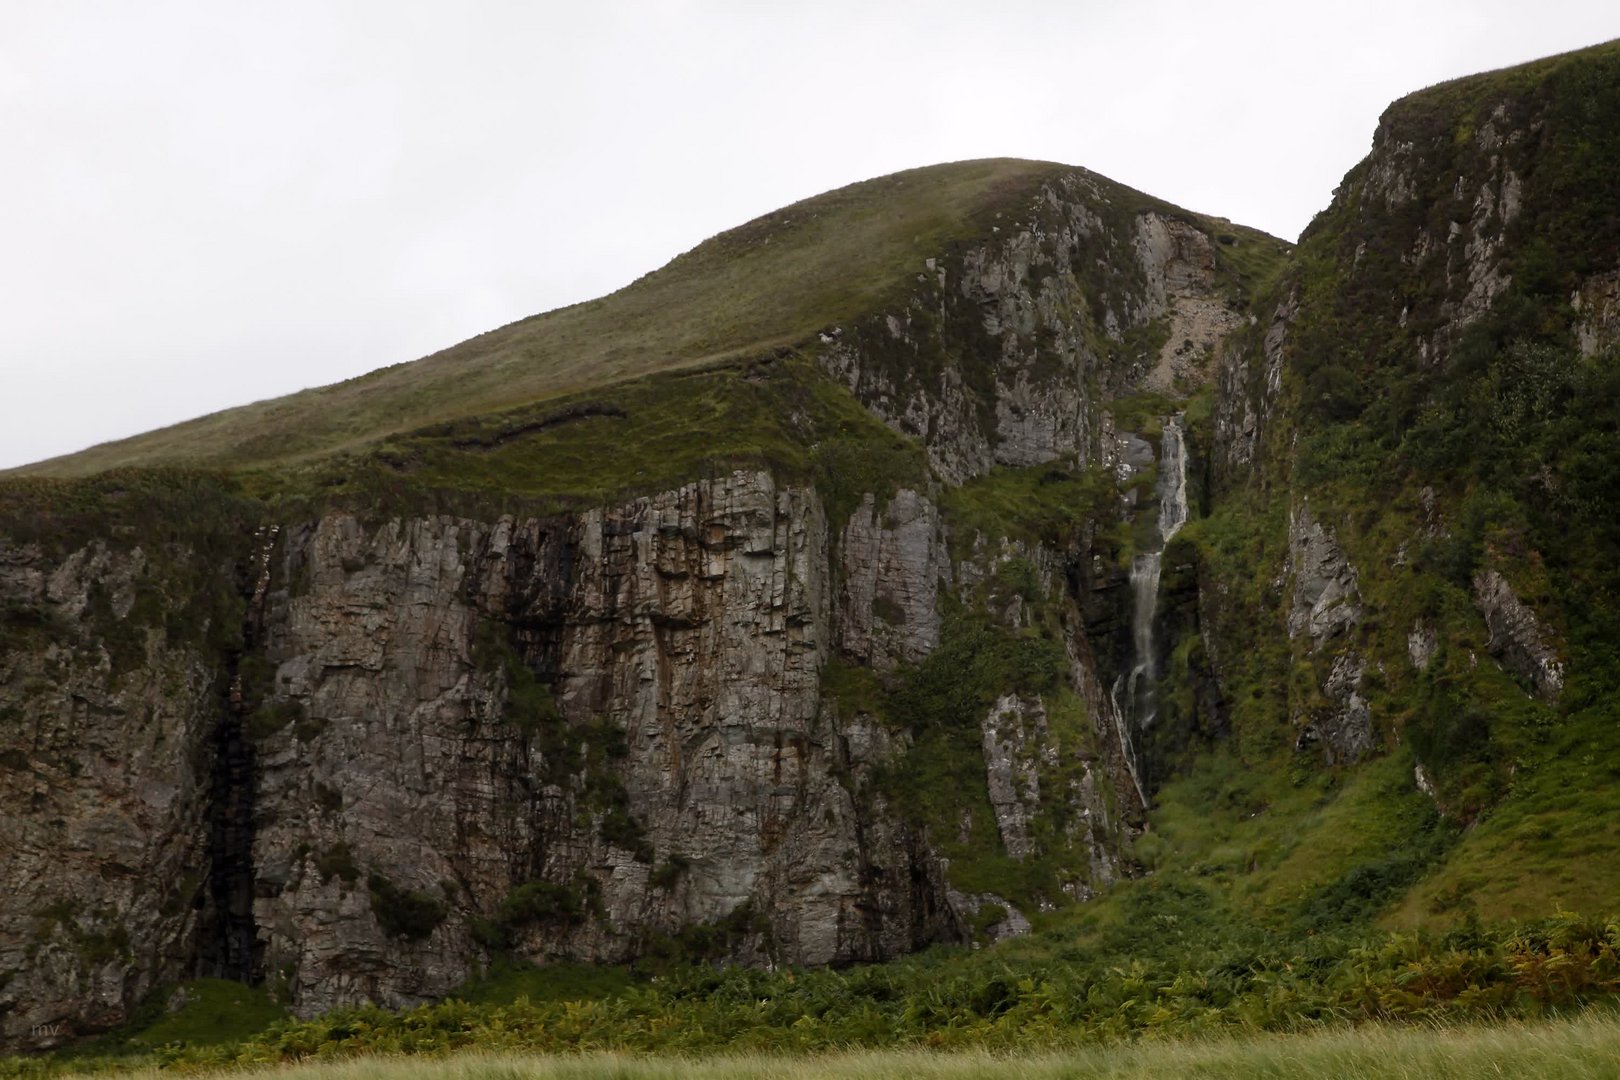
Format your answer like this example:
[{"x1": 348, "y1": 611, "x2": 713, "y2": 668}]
[{"x1": 3, "y1": 1, "x2": 1617, "y2": 469}]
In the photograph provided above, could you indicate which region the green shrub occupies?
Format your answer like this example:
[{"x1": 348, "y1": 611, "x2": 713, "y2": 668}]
[
  {"x1": 599, "y1": 803, "x2": 654, "y2": 863},
  {"x1": 650, "y1": 854, "x2": 691, "y2": 891},
  {"x1": 367, "y1": 874, "x2": 448, "y2": 941},
  {"x1": 245, "y1": 699, "x2": 305, "y2": 741},
  {"x1": 314, "y1": 844, "x2": 359, "y2": 885},
  {"x1": 475, "y1": 877, "x2": 596, "y2": 950}
]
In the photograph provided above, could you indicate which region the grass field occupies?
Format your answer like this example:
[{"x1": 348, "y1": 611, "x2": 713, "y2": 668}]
[{"x1": 59, "y1": 1013, "x2": 1620, "y2": 1079}]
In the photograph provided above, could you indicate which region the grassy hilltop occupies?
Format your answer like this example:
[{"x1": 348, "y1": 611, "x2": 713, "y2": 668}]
[{"x1": 14, "y1": 159, "x2": 1271, "y2": 480}]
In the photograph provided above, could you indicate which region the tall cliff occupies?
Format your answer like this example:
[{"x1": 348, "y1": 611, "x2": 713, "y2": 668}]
[
  {"x1": 11, "y1": 41, "x2": 1620, "y2": 1051},
  {"x1": 0, "y1": 163, "x2": 1279, "y2": 1046}
]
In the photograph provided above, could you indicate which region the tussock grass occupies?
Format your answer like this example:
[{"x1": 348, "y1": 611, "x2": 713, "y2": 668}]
[
  {"x1": 64, "y1": 1013, "x2": 1620, "y2": 1079},
  {"x1": 1386, "y1": 705, "x2": 1620, "y2": 927}
]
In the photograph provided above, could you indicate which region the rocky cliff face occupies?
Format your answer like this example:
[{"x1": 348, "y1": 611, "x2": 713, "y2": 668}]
[
  {"x1": 2, "y1": 455, "x2": 1152, "y2": 1042},
  {"x1": 246, "y1": 476, "x2": 889, "y2": 1014},
  {"x1": 0, "y1": 507, "x2": 252, "y2": 1050},
  {"x1": 819, "y1": 173, "x2": 1252, "y2": 484}
]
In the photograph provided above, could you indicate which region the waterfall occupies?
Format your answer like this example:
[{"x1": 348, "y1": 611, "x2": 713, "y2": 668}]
[
  {"x1": 1120, "y1": 415, "x2": 1189, "y2": 734},
  {"x1": 1157, "y1": 415, "x2": 1190, "y2": 541}
]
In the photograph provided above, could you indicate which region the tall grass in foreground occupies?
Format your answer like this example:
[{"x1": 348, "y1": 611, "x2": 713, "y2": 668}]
[{"x1": 73, "y1": 1012, "x2": 1620, "y2": 1079}]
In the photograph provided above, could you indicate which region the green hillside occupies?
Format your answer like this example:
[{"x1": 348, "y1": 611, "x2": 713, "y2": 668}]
[
  {"x1": 16, "y1": 158, "x2": 1046, "y2": 474},
  {"x1": 1205, "y1": 37, "x2": 1620, "y2": 928},
  {"x1": 16, "y1": 160, "x2": 1176, "y2": 478}
]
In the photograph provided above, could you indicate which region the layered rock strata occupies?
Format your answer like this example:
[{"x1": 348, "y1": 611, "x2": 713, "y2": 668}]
[{"x1": 1, "y1": 468, "x2": 1143, "y2": 1041}]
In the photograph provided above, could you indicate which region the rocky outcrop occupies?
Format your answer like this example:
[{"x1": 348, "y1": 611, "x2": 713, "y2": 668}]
[
  {"x1": 1282, "y1": 504, "x2": 1372, "y2": 765},
  {"x1": 1334, "y1": 96, "x2": 1531, "y2": 373},
  {"x1": 980, "y1": 694, "x2": 1046, "y2": 861},
  {"x1": 1135, "y1": 212, "x2": 1218, "y2": 299},
  {"x1": 1407, "y1": 624, "x2": 1438, "y2": 671},
  {"x1": 1574, "y1": 268, "x2": 1620, "y2": 357},
  {"x1": 0, "y1": 540, "x2": 227, "y2": 1048},
  {"x1": 1213, "y1": 291, "x2": 1296, "y2": 475},
  {"x1": 248, "y1": 472, "x2": 923, "y2": 1016},
  {"x1": 976, "y1": 688, "x2": 1127, "y2": 905},
  {"x1": 1297, "y1": 653, "x2": 1374, "y2": 766},
  {"x1": 1415, "y1": 103, "x2": 1525, "y2": 341},
  {"x1": 819, "y1": 173, "x2": 1247, "y2": 483},
  {"x1": 1473, "y1": 569, "x2": 1564, "y2": 700},
  {"x1": 837, "y1": 489, "x2": 948, "y2": 669},
  {"x1": 1135, "y1": 213, "x2": 1244, "y2": 394},
  {"x1": 1285, "y1": 504, "x2": 1362, "y2": 647}
]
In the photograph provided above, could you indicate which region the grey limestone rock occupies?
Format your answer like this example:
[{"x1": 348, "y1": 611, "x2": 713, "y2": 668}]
[
  {"x1": 1213, "y1": 291, "x2": 1296, "y2": 475},
  {"x1": 819, "y1": 174, "x2": 1241, "y2": 485},
  {"x1": 1286, "y1": 504, "x2": 1362, "y2": 647},
  {"x1": 1473, "y1": 569, "x2": 1564, "y2": 700},
  {"x1": 1574, "y1": 268, "x2": 1620, "y2": 358},
  {"x1": 837, "y1": 489, "x2": 948, "y2": 669},
  {"x1": 980, "y1": 694, "x2": 1045, "y2": 861},
  {"x1": 1297, "y1": 653, "x2": 1374, "y2": 766},
  {"x1": 249, "y1": 471, "x2": 908, "y2": 1016},
  {"x1": 1280, "y1": 505, "x2": 1373, "y2": 766},
  {"x1": 1408, "y1": 624, "x2": 1438, "y2": 671}
]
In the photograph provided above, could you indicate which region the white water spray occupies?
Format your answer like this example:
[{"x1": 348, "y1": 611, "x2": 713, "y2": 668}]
[{"x1": 1121, "y1": 415, "x2": 1189, "y2": 733}]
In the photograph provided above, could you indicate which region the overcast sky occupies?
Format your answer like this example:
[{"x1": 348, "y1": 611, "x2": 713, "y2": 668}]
[{"x1": 3, "y1": 2, "x2": 1617, "y2": 470}]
